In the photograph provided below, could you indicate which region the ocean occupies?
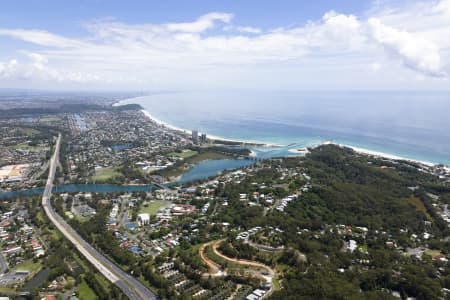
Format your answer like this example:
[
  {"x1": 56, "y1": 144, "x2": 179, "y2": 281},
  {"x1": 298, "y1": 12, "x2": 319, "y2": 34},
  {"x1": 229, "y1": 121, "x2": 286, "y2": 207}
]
[{"x1": 119, "y1": 90, "x2": 450, "y2": 165}]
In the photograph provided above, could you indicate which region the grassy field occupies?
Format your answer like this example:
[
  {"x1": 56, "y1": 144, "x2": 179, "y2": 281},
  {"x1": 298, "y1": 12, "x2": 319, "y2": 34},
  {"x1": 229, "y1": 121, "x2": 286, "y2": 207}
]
[
  {"x1": 15, "y1": 127, "x2": 40, "y2": 135},
  {"x1": 188, "y1": 151, "x2": 231, "y2": 163},
  {"x1": 91, "y1": 166, "x2": 121, "y2": 181},
  {"x1": 167, "y1": 150, "x2": 198, "y2": 158},
  {"x1": 9, "y1": 143, "x2": 49, "y2": 151},
  {"x1": 14, "y1": 259, "x2": 43, "y2": 274},
  {"x1": 407, "y1": 196, "x2": 433, "y2": 221},
  {"x1": 273, "y1": 278, "x2": 281, "y2": 291},
  {"x1": 139, "y1": 201, "x2": 171, "y2": 215},
  {"x1": 77, "y1": 279, "x2": 98, "y2": 300},
  {"x1": 424, "y1": 249, "x2": 443, "y2": 259},
  {"x1": 0, "y1": 287, "x2": 15, "y2": 293}
]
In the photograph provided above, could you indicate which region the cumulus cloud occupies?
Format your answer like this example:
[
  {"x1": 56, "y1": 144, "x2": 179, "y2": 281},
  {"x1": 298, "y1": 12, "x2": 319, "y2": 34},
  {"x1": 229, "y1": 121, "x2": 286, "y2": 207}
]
[
  {"x1": 0, "y1": 55, "x2": 104, "y2": 83},
  {"x1": 368, "y1": 18, "x2": 446, "y2": 76},
  {"x1": 0, "y1": 2, "x2": 449, "y2": 89}
]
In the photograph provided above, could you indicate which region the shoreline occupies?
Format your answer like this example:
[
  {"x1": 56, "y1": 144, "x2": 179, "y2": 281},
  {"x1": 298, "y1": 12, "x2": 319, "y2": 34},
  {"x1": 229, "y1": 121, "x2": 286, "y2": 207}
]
[
  {"x1": 115, "y1": 98, "x2": 444, "y2": 168},
  {"x1": 331, "y1": 143, "x2": 436, "y2": 167},
  {"x1": 114, "y1": 98, "x2": 281, "y2": 147},
  {"x1": 140, "y1": 109, "x2": 277, "y2": 147}
]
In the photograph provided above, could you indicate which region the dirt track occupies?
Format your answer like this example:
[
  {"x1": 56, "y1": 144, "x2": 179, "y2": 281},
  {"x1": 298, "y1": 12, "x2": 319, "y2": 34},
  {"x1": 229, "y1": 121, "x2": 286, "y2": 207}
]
[
  {"x1": 211, "y1": 240, "x2": 275, "y2": 281},
  {"x1": 199, "y1": 240, "x2": 222, "y2": 276}
]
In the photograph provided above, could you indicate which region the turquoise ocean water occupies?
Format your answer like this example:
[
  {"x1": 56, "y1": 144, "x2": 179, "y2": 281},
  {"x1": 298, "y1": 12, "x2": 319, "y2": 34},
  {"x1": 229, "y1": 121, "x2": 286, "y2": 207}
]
[{"x1": 120, "y1": 91, "x2": 450, "y2": 165}]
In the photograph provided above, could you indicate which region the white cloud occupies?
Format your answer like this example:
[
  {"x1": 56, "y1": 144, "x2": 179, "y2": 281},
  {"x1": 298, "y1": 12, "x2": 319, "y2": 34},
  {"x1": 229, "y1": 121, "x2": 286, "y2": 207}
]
[
  {"x1": 0, "y1": 2, "x2": 449, "y2": 90},
  {"x1": 368, "y1": 17, "x2": 445, "y2": 76},
  {"x1": 166, "y1": 12, "x2": 233, "y2": 33},
  {"x1": 235, "y1": 26, "x2": 262, "y2": 34},
  {"x1": 0, "y1": 29, "x2": 83, "y2": 48},
  {"x1": 371, "y1": 62, "x2": 382, "y2": 71},
  {"x1": 0, "y1": 55, "x2": 104, "y2": 83}
]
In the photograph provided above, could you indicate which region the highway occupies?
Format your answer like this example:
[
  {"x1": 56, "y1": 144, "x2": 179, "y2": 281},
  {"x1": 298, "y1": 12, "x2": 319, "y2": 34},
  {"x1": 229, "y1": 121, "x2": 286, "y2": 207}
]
[{"x1": 42, "y1": 134, "x2": 157, "y2": 300}]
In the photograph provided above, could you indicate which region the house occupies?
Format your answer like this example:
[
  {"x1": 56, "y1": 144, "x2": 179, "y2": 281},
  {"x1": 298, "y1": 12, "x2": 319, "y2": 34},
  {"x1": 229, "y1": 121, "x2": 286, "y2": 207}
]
[{"x1": 137, "y1": 213, "x2": 150, "y2": 226}]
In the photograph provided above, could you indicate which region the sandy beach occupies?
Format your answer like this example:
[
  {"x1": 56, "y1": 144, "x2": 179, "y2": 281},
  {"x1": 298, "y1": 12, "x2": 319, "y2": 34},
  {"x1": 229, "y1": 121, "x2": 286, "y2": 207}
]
[
  {"x1": 116, "y1": 96, "x2": 282, "y2": 147},
  {"x1": 288, "y1": 148, "x2": 310, "y2": 155},
  {"x1": 334, "y1": 143, "x2": 436, "y2": 167},
  {"x1": 140, "y1": 109, "x2": 281, "y2": 147},
  {"x1": 115, "y1": 99, "x2": 441, "y2": 167},
  {"x1": 143, "y1": 108, "x2": 437, "y2": 167}
]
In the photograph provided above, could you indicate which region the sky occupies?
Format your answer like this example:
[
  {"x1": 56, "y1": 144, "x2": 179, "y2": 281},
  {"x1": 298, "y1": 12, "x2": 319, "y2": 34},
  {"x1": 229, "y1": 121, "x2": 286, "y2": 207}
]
[{"x1": 0, "y1": 0, "x2": 449, "y2": 91}]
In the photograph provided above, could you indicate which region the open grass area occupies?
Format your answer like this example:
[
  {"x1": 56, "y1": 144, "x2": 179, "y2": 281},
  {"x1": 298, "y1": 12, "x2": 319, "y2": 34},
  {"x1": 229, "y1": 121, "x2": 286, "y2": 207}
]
[
  {"x1": 0, "y1": 287, "x2": 15, "y2": 293},
  {"x1": 9, "y1": 143, "x2": 49, "y2": 151},
  {"x1": 75, "y1": 215, "x2": 91, "y2": 223},
  {"x1": 187, "y1": 151, "x2": 231, "y2": 163},
  {"x1": 77, "y1": 279, "x2": 98, "y2": 300},
  {"x1": 273, "y1": 278, "x2": 281, "y2": 291},
  {"x1": 424, "y1": 249, "x2": 443, "y2": 259},
  {"x1": 14, "y1": 259, "x2": 43, "y2": 274},
  {"x1": 167, "y1": 149, "x2": 198, "y2": 158},
  {"x1": 407, "y1": 196, "x2": 432, "y2": 221},
  {"x1": 91, "y1": 166, "x2": 121, "y2": 181},
  {"x1": 16, "y1": 127, "x2": 40, "y2": 135},
  {"x1": 139, "y1": 200, "x2": 171, "y2": 215}
]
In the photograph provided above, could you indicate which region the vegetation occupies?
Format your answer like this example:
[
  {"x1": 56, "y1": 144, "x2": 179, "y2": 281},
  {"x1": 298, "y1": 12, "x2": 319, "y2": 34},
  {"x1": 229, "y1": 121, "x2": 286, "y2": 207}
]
[
  {"x1": 1, "y1": 194, "x2": 127, "y2": 299},
  {"x1": 205, "y1": 145, "x2": 449, "y2": 299},
  {"x1": 13, "y1": 259, "x2": 43, "y2": 274},
  {"x1": 76, "y1": 279, "x2": 98, "y2": 300},
  {"x1": 91, "y1": 166, "x2": 122, "y2": 182},
  {"x1": 167, "y1": 149, "x2": 198, "y2": 158},
  {"x1": 139, "y1": 200, "x2": 170, "y2": 216}
]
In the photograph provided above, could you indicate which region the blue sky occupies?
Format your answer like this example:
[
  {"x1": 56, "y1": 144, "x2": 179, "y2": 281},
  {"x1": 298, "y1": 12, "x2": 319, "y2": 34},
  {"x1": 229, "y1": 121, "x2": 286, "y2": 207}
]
[
  {"x1": 0, "y1": 0, "x2": 449, "y2": 90},
  {"x1": 1, "y1": 1, "x2": 370, "y2": 31}
]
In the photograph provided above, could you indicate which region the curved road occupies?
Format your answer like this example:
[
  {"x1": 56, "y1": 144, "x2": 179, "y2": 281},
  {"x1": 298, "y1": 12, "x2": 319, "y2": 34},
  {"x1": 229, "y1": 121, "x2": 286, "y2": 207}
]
[{"x1": 42, "y1": 134, "x2": 157, "y2": 300}]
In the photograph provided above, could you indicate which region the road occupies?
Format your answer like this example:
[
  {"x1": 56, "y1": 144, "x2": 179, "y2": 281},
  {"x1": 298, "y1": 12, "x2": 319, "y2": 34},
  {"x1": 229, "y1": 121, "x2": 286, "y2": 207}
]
[
  {"x1": 198, "y1": 240, "x2": 225, "y2": 276},
  {"x1": 0, "y1": 252, "x2": 7, "y2": 274},
  {"x1": 200, "y1": 239, "x2": 276, "y2": 298},
  {"x1": 210, "y1": 240, "x2": 275, "y2": 299},
  {"x1": 42, "y1": 134, "x2": 157, "y2": 300}
]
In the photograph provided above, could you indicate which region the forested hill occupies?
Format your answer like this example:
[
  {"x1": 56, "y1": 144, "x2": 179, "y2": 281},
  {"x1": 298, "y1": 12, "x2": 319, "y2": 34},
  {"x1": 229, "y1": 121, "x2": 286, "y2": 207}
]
[
  {"x1": 212, "y1": 144, "x2": 448, "y2": 299},
  {"x1": 294, "y1": 145, "x2": 447, "y2": 235}
]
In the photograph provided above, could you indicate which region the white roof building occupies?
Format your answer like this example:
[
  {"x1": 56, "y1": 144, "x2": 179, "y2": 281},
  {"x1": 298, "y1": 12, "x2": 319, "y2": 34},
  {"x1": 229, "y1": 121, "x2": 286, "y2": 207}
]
[{"x1": 137, "y1": 213, "x2": 150, "y2": 226}]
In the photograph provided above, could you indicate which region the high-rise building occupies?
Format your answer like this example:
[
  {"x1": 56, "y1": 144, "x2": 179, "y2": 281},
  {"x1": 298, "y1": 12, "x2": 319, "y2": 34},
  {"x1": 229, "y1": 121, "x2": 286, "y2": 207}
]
[
  {"x1": 200, "y1": 133, "x2": 207, "y2": 144},
  {"x1": 192, "y1": 130, "x2": 198, "y2": 144}
]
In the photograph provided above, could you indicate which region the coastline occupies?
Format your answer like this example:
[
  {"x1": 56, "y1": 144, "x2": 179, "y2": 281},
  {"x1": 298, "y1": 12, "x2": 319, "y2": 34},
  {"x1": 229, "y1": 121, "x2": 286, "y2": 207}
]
[
  {"x1": 115, "y1": 98, "x2": 281, "y2": 147},
  {"x1": 332, "y1": 143, "x2": 436, "y2": 167},
  {"x1": 140, "y1": 109, "x2": 276, "y2": 146},
  {"x1": 115, "y1": 98, "x2": 442, "y2": 168}
]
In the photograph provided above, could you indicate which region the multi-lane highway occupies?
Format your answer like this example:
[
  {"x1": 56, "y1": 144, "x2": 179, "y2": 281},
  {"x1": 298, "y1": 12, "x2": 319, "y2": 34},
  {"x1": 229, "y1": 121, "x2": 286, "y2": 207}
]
[{"x1": 42, "y1": 134, "x2": 157, "y2": 300}]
